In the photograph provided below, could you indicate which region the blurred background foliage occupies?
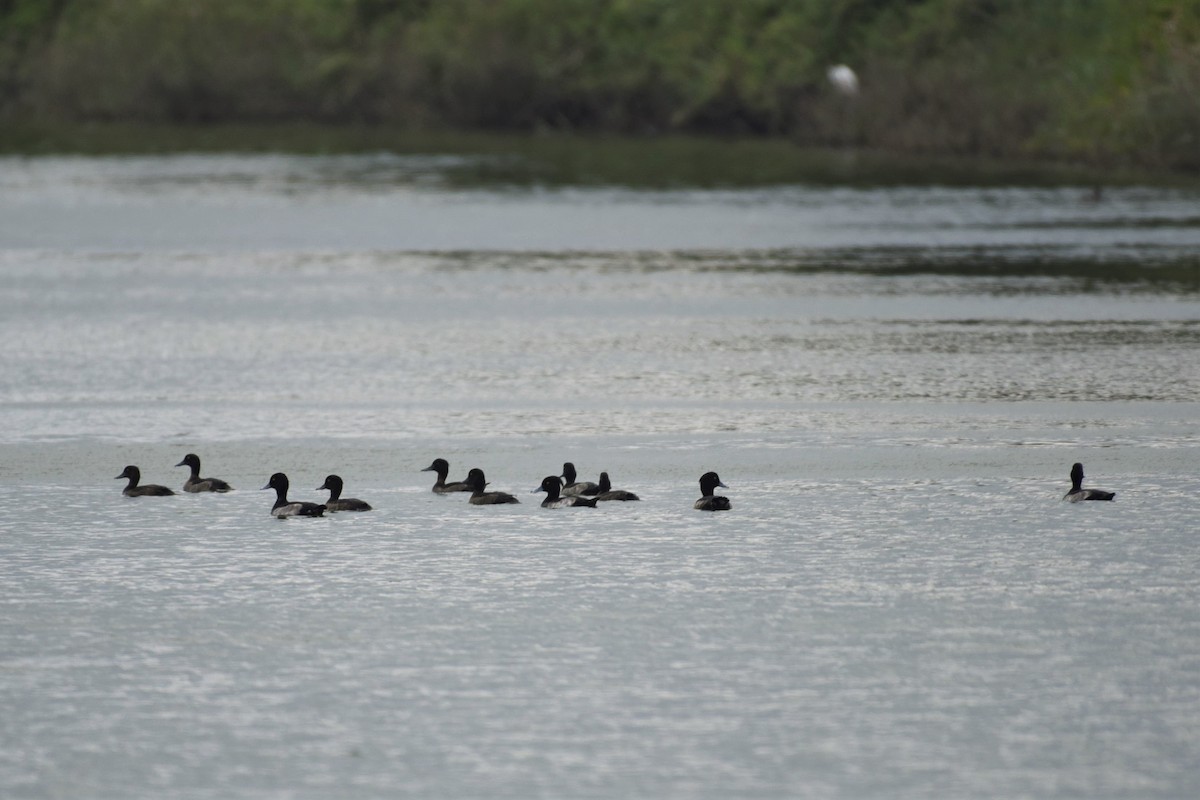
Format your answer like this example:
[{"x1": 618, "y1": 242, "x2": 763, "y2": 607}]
[{"x1": 1, "y1": 0, "x2": 1198, "y2": 169}]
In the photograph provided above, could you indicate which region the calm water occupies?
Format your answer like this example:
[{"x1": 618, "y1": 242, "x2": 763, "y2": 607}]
[{"x1": 1, "y1": 153, "x2": 1199, "y2": 798}]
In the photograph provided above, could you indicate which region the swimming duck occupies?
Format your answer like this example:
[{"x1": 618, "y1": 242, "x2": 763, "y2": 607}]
[
  {"x1": 316, "y1": 474, "x2": 372, "y2": 512},
  {"x1": 466, "y1": 468, "x2": 519, "y2": 505},
  {"x1": 262, "y1": 472, "x2": 325, "y2": 517},
  {"x1": 175, "y1": 453, "x2": 233, "y2": 493},
  {"x1": 1063, "y1": 463, "x2": 1115, "y2": 502},
  {"x1": 694, "y1": 471, "x2": 731, "y2": 511},
  {"x1": 421, "y1": 458, "x2": 472, "y2": 493},
  {"x1": 115, "y1": 465, "x2": 175, "y2": 497},
  {"x1": 560, "y1": 462, "x2": 600, "y2": 496},
  {"x1": 595, "y1": 472, "x2": 640, "y2": 502},
  {"x1": 534, "y1": 475, "x2": 599, "y2": 508}
]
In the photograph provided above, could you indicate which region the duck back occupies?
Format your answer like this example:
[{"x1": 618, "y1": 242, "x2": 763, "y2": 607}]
[
  {"x1": 470, "y1": 491, "x2": 520, "y2": 505},
  {"x1": 1064, "y1": 488, "x2": 1116, "y2": 502},
  {"x1": 184, "y1": 476, "x2": 233, "y2": 493},
  {"x1": 694, "y1": 495, "x2": 732, "y2": 511},
  {"x1": 127, "y1": 484, "x2": 175, "y2": 497}
]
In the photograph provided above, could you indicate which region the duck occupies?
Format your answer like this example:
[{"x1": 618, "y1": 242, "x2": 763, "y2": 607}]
[
  {"x1": 1063, "y1": 462, "x2": 1115, "y2": 502},
  {"x1": 262, "y1": 472, "x2": 326, "y2": 517},
  {"x1": 694, "y1": 471, "x2": 731, "y2": 511},
  {"x1": 595, "y1": 471, "x2": 639, "y2": 501},
  {"x1": 175, "y1": 453, "x2": 233, "y2": 493},
  {"x1": 316, "y1": 474, "x2": 372, "y2": 512},
  {"x1": 421, "y1": 458, "x2": 472, "y2": 493},
  {"x1": 560, "y1": 462, "x2": 600, "y2": 496},
  {"x1": 115, "y1": 465, "x2": 175, "y2": 496},
  {"x1": 534, "y1": 475, "x2": 599, "y2": 508},
  {"x1": 465, "y1": 468, "x2": 520, "y2": 505}
]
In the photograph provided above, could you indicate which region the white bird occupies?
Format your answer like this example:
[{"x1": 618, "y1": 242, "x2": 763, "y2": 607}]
[{"x1": 827, "y1": 64, "x2": 859, "y2": 97}]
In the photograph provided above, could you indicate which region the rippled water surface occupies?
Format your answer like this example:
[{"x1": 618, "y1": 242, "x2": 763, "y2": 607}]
[{"x1": 1, "y1": 154, "x2": 1198, "y2": 798}]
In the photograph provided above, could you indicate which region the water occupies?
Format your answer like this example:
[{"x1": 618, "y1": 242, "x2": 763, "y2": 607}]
[{"x1": 1, "y1": 153, "x2": 1198, "y2": 798}]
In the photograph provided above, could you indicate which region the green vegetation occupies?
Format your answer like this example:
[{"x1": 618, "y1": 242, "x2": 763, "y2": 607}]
[{"x1": 2, "y1": 0, "x2": 1199, "y2": 171}]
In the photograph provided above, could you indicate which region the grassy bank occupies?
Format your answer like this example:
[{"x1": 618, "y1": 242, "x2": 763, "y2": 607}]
[
  {"x1": 2, "y1": 0, "x2": 1198, "y2": 171},
  {"x1": 6, "y1": 121, "x2": 1186, "y2": 190}
]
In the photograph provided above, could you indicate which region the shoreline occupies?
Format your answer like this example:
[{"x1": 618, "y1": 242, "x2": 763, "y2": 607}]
[{"x1": 1, "y1": 122, "x2": 1193, "y2": 189}]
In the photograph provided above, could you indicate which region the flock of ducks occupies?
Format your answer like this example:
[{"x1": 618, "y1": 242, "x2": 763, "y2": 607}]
[
  {"x1": 115, "y1": 455, "x2": 734, "y2": 517},
  {"x1": 116, "y1": 456, "x2": 1116, "y2": 516}
]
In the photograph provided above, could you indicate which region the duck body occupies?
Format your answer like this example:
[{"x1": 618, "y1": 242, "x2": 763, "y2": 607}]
[
  {"x1": 595, "y1": 471, "x2": 639, "y2": 502},
  {"x1": 695, "y1": 495, "x2": 732, "y2": 511},
  {"x1": 560, "y1": 462, "x2": 600, "y2": 496},
  {"x1": 262, "y1": 472, "x2": 325, "y2": 517},
  {"x1": 324, "y1": 498, "x2": 373, "y2": 512},
  {"x1": 466, "y1": 468, "x2": 520, "y2": 505},
  {"x1": 422, "y1": 458, "x2": 473, "y2": 493},
  {"x1": 175, "y1": 453, "x2": 232, "y2": 493},
  {"x1": 694, "y1": 471, "x2": 731, "y2": 511},
  {"x1": 317, "y1": 474, "x2": 372, "y2": 512},
  {"x1": 534, "y1": 476, "x2": 598, "y2": 508},
  {"x1": 1063, "y1": 462, "x2": 1115, "y2": 502},
  {"x1": 115, "y1": 465, "x2": 175, "y2": 496}
]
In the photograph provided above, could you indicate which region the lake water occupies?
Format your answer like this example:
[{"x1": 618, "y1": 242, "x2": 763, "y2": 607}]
[{"x1": 1, "y1": 152, "x2": 1198, "y2": 798}]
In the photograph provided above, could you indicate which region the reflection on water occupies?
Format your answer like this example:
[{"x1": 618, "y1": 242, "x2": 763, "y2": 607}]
[
  {"x1": 3, "y1": 154, "x2": 1200, "y2": 256},
  {"x1": 0, "y1": 246, "x2": 1196, "y2": 447},
  {"x1": 0, "y1": 153, "x2": 1196, "y2": 451}
]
